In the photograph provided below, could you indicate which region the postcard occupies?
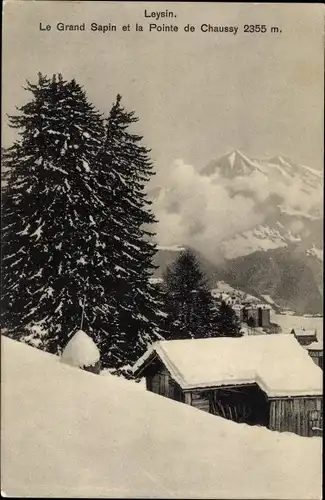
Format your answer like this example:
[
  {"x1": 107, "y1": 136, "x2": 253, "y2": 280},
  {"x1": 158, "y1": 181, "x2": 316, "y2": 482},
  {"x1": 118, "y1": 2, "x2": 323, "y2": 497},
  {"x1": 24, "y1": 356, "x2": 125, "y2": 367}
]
[{"x1": 1, "y1": 2, "x2": 323, "y2": 498}]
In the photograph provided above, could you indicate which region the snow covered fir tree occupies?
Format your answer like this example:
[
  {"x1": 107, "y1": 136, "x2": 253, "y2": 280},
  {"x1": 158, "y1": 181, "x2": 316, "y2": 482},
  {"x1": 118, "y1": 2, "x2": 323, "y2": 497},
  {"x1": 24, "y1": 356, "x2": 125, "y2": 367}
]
[
  {"x1": 214, "y1": 300, "x2": 242, "y2": 338},
  {"x1": 1, "y1": 73, "x2": 164, "y2": 375},
  {"x1": 96, "y1": 94, "x2": 165, "y2": 372},
  {"x1": 162, "y1": 249, "x2": 219, "y2": 339}
]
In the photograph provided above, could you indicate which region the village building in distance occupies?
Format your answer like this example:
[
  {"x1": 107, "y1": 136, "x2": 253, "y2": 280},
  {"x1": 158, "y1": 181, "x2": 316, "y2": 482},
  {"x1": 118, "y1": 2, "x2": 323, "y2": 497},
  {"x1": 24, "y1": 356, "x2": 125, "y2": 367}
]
[
  {"x1": 291, "y1": 328, "x2": 318, "y2": 346},
  {"x1": 231, "y1": 302, "x2": 271, "y2": 328},
  {"x1": 133, "y1": 335, "x2": 323, "y2": 437},
  {"x1": 304, "y1": 341, "x2": 323, "y2": 370},
  {"x1": 149, "y1": 277, "x2": 278, "y2": 332},
  {"x1": 210, "y1": 288, "x2": 276, "y2": 330},
  {"x1": 290, "y1": 328, "x2": 322, "y2": 369}
]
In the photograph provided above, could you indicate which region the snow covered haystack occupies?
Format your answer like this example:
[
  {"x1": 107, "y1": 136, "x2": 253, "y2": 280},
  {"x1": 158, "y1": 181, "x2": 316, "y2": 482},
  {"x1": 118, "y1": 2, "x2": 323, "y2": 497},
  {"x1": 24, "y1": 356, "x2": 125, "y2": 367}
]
[
  {"x1": 61, "y1": 330, "x2": 101, "y2": 374},
  {"x1": 1, "y1": 336, "x2": 322, "y2": 499}
]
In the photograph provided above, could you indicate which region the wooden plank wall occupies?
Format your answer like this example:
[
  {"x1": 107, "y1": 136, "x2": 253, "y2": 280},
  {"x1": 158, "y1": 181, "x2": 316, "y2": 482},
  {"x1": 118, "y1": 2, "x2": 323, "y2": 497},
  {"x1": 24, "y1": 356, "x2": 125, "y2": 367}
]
[
  {"x1": 148, "y1": 367, "x2": 170, "y2": 397},
  {"x1": 147, "y1": 365, "x2": 185, "y2": 402},
  {"x1": 269, "y1": 397, "x2": 322, "y2": 437},
  {"x1": 169, "y1": 378, "x2": 185, "y2": 402}
]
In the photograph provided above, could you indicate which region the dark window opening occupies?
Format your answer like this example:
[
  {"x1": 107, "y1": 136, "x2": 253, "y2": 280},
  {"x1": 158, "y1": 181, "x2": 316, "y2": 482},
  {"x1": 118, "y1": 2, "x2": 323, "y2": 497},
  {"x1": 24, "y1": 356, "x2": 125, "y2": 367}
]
[{"x1": 208, "y1": 384, "x2": 270, "y2": 427}]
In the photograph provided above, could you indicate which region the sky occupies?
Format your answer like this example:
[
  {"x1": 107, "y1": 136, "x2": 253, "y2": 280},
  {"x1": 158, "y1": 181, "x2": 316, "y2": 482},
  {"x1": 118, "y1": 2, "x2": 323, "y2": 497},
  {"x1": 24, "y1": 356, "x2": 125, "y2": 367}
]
[{"x1": 2, "y1": 1, "x2": 324, "y2": 176}]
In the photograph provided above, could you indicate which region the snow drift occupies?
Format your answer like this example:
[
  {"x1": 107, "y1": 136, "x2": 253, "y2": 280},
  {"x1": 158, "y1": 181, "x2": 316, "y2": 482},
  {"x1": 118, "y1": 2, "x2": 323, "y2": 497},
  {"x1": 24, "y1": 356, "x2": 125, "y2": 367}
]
[
  {"x1": 1, "y1": 337, "x2": 322, "y2": 499},
  {"x1": 61, "y1": 329, "x2": 100, "y2": 369}
]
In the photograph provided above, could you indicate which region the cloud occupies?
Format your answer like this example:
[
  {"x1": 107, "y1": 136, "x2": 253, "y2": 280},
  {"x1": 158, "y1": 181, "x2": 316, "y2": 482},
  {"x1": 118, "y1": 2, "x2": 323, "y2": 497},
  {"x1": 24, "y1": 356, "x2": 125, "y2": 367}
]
[
  {"x1": 218, "y1": 170, "x2": 322, "y2": 216},
  {"x1": 152, "y1": 158, "x2": 323, "y2": 264},
  {"x1": 153, "y1": 159, "x2": 263, "y2": 263}
]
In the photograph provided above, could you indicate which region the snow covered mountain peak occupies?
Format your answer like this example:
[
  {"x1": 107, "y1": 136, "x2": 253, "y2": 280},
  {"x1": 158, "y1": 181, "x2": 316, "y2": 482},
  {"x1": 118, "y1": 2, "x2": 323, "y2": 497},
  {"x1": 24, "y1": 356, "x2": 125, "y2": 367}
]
[
  {"x1": 202, "y1": 150, "x2": 323, "y2": 186},
  {"x1": 203, "y1": 149, "x2": 260, "y2": 178}
]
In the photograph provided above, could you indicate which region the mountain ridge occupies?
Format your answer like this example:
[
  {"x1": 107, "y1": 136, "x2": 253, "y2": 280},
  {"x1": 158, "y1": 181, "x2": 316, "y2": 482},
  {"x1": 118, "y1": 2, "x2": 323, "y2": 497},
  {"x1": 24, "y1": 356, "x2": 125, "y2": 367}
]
[{"x1": 151, "y1": 150, "x2": 323, "y2": 314}]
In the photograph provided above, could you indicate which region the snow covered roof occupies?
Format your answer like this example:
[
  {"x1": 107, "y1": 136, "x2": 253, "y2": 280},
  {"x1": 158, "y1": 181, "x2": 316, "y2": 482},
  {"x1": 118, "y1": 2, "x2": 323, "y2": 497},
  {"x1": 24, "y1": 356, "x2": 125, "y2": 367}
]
[
  {"x1": 305, "y1": 341, "x2": 323, "y2": 351},
  {"x1": 257, "y1": 303, "x2": 272, "y2": 310},
  {"x1": 61, "y1": 330, "x2": 100, "y2": 368},
  {"x1": 1, "y1": 337, "x2": 322, "y2": 499},
  {"x1": 245, "y1": 303, "x2": 272, "y2": 310},
  {"x1": 133, "y1": 335, "x2": 322, "y2": 398},
  {"x1": 292, "y1": 329, "x2": 317, "y2": 337}
]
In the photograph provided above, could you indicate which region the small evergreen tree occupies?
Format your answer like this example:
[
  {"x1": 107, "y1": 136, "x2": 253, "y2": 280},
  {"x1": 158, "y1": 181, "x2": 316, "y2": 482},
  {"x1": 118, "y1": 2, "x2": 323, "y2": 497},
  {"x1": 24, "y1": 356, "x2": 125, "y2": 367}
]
[
  {"x1": 215, "y1": 301, "x2": 242, "y2": 337},
  {"x1": 163, "y1": 249, "x2": 218, "y2": 339}
]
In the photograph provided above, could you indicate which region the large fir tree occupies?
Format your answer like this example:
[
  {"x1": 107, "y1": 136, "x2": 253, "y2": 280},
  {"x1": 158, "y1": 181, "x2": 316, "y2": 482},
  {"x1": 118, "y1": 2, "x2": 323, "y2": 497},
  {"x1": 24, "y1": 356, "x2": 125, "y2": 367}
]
[
  {"x1": 2, "y1": 73, "x2": 116, "y2": 351},
  {"x1": 162, "y1": 249, "x2": 218, "y2": 339},
  {"x1": 2, "y1": 75, "x2": 164, "y2": 374},
  {"x1": 96, "y1": 95, "x2": 165, "y2": 372}
]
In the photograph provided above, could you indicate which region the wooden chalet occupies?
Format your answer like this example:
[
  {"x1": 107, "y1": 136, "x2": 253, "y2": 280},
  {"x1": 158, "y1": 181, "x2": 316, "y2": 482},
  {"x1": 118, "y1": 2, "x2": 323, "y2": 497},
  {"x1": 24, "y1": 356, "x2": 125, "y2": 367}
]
[
  {"x1": 133, "y1": 335, "x2": 323, "y2": 437},
  {"x1": 305, "y1": 341, "x2": 323, "y2": 370},
  {"x1": 291, "y1": 328, "x2": 317, "y2": 347}
]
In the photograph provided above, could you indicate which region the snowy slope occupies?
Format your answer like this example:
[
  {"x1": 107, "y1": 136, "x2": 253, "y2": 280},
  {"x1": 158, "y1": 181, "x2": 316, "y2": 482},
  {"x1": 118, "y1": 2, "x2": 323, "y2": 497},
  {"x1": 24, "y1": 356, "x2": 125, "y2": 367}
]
[
  {"x1": 306, "y1": 245, "x2": 323, "y2": 262},
  {"x1": 1, "y1": 337, "x2": 322, "y2": 499},
  {"x1": 220, "y1": 225, "x2": 287, "y2": 259},
  {"x1": 271, "y1": 312, "x2": 323, "y2": 340},
  {"x1": 211, "y1": 280, "x2": 259, "y2": 303}
]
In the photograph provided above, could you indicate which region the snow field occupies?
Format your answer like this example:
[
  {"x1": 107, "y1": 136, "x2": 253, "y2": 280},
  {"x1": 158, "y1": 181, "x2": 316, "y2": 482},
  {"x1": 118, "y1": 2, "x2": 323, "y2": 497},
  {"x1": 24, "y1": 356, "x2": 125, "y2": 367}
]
[{"x1": 1, "y1": 337, "x2": 322, "y2": 499}]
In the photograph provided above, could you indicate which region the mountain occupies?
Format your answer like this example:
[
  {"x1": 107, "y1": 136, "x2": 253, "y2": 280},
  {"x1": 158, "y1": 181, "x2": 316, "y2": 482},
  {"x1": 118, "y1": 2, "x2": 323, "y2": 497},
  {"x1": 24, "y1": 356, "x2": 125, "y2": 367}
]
[
  {"x1": 150, "y1": 151, "x2": 323, "y2": 314},
  {"x1": 204, "y1": 150, "x2": 322, "y2": 193},
  {"x1": 213, "y1": 247, "x2": 323, "y2": 315},
  {"x1": 201, "y1": 150, "x2": 323, "y2": 250},
  {"x1": 152, "y1": 245, "x2": 322, "y2": 315},
  {"x1": 202, "y1": 151, "x2": 323, "y2": 302}
]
